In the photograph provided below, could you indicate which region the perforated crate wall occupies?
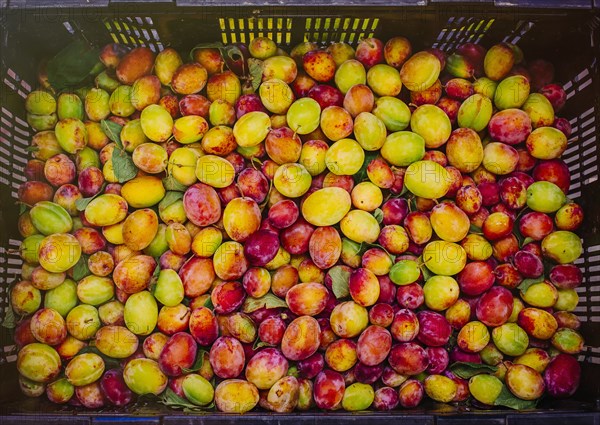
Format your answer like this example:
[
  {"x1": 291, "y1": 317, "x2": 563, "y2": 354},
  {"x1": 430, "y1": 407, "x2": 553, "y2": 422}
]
[
  {"x1": 0, "y1": 4, "x2": 599, "y2": 391},
  {"x1": 304, "y1": 17, "x2": 380, "y2": 44},
  {"x1": 0, "y1": 66, "x2": 32, "y2": 364},
  {"x1": 219, "y1": 17, "x2": 293, "y2": 45},
  {"x1": 104, "y1": 16, "x2": 163, "y2": 52},
  {"x1": 432, "y1": 16, "x2": 495, "y2": 51}
]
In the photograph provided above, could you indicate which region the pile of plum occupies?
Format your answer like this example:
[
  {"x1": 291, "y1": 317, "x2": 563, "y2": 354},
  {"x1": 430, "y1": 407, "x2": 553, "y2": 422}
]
[{"x1": 13, "y1": 34, "x2": 584, "y2": 412}]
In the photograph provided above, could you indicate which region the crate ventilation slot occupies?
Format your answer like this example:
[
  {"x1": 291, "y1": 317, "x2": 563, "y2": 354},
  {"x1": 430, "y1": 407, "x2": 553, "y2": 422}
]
[
  {"x1": 564, "y1": 61, "x2": 596, "y2": 100},
  {"x1": 62, "y1": 21, "x2": 76, "y2": 35},
  {"x1": 0, "y1": 240, "x2": 23, "y2": 285},
  {"x1": 219, "y1": 18, "x2": 292, "y2": 46},
  {"x1": 0, "y1": 239, "x2": 23, "y2": 365},
  {"x1": 432, "y1": 17, "x2": 494, "y2": 52},
  {"x1": 588, "y1": 347, "x2": 600, "y2": 364},
  {"x1": 0, "y1": 107, "x2": 30, "y2": 196},
  {"x1": 2, "y1": 69, "x2": 31, "y2": 100},
  {"x1": 563, "y1": 105, "x2": 598, "y2": 198},
  {"x1": 503, "y1": 20, "x2": 535, "y2": 45},
  {"x1": 304, "y1": 18, "x2": 379, "y2": 45},
  {"x1": 104, "y1": 17, "x2": 163, "y2": 53},
  {"x1": 583, "y1": 245, "x2": 600, "y2": 333}
]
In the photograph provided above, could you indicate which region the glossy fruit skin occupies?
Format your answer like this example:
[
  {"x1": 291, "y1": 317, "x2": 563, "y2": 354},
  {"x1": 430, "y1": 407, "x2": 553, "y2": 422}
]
[
  {"x1": 314, "y1": 370, "x2": 345, "y2": 410},
  {"x1": 544, "y1": 354, "x2": 581, "y2": 398},
  {"x1": 159, "y1": 332, "x2": 198, "y2": 377},
  {"x1": 469, "y1": 374, "x2": 503, "y2": 405},
  {"x1": 215, "y1": 379, "x2": 260, "y2": 413},
  {"x1": 17, "y1": 343, "x2": 61, "y2": 383},
  {"x1": 123, "y1": 358, "x2": 168, "y2": 396},
  {"x1": 10, "y1": 37, "x2": 591, "y2": 413}
]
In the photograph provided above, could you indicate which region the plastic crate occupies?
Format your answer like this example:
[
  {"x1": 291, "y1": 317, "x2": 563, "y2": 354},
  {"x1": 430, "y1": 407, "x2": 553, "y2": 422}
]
[{"x1": 0, "y1": 1, "x2": 599, "y2": 423}]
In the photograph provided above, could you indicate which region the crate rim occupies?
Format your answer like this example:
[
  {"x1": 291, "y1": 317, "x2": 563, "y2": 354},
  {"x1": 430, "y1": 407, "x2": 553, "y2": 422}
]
[
  {"x1": 1, "y1": 0, "x2": 599, "y2": 10},
  {"x1": 1, "y1": 1, "x2": 600, "y2": 423}
]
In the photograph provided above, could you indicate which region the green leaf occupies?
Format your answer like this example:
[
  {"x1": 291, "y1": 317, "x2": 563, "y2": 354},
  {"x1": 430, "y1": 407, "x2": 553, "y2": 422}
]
[
  {"x1": 159, "y1": 388, "x2": 212, "y2": 412},
  {"x1": 446, "y1": 333, "x2": 457, "y2": 350},
  {"x1": 101, "y1": 120, "x2": 123, "y2": 149},
  {"x1": 203, "y1": 296, "x2": 214, "y2": 309},
  {"x1": 408, "y1": 196, "x2": 418, "y2": 213},
  {"x1": 25, "y1": 146, "x2": 40, "y2": 153},
  {"x1": 160, "y1": 191, "x2": 184, "y2": 211},
  {"x1": 2, "y1": 295, "x2": 16, "y2": 329},
  {"x1": 242, "y1": 292, "x2": 287, "y2": 313},
  {"x1": 542, "y1": 259, "x2": 555, "y2": 276},
  {"x1": 181, "y1": 349, "x2": 207, "y2": 373},
  {"x1": 75, "y1": 192, "x2": 101, "y2": 212},
  {"x1": 522, "y1": 237, "x2": 535, "y2": 246},
  {"x1": 449, "y1": 362, "x2": 498, "y2": 379},
  {"x1": 18, "y1": 203, "x2": 27, "y2": 215},
  {"x1": 247, "y1": 58, "x2": 264, "y2": 92},
  {"x1": 220, "y1": 45, "x2": 246, "y2": 74},
  {"x1": 253, "y1": 339, "x2": 272, "y2": 350},
  {"x1": 494, "y1": 384, "x2": 538, "y2": 410},
  {"x1": 353, "y1": 150, "x2": 379, "y2": 185},
  {"x1": 373, "y1": 208, "x2": 384, "y2": 224},
  {"x1": 418, "y1": 256, "x2": 434, "y2": 281},
  {"x1": 469, "y1": 223, "x2": 482, "y2": 233},
  {"x1": 513, "y1": 223, "x2": 525, "y2": 245},
  {"x1": 111, "y1": 148, "x2": 137, "y2": 183},
  {"x1": 287, "y1": 365, "x2": 299, "y2": 378},
  {"x1": 72, "y1": 255, "x2": 90, "y2": 281},
  {"x1": 517, "y1": 276, "x2": 546, "y2": 293},
  {"x1": 149, "y1": 263, "x2": 161, "y2": 294},
  {"x1": 329, "y1": 265, "x2": 351, "y2": 299},
  {"x1": 395, "y1": 184, "x2": 408, "y2": 198},
  {"x1": 162, "y1": 174, "x2": 189, "y2": 192},
  {"x1": 190, "y1": 43, "x2": 246, "y2": 76},
  {"x1": 221, "y1": 44, "x2": 243, "y2": 61},
  {"x1": 78, "y1": 345, "x2": 121, "y2": 368},
  {"x1": 47, "y1": 39, "x2": 101, "y2": 91},
  {"x1": 258, "y1": 179, "x2": 274, "y2": 213},
  {"x1": 360, "y1": 241, "x2": 396, "y2": 262},
  {"x1": 184, "y1": 403, "x2": 214, "y2": 413}
]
